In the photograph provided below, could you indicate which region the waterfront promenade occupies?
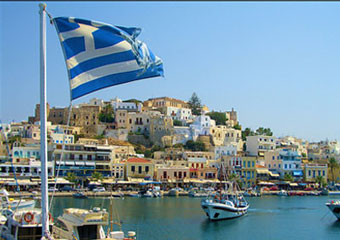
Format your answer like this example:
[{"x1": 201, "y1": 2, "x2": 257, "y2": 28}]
[{"x1": 6, "y1": 189, "x2": 324, "y2": 198}]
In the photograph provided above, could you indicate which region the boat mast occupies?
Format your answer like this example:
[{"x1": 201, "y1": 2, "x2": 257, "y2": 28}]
[{"x1": 39, "y1": 3, "x2": 49, "y2": 236}]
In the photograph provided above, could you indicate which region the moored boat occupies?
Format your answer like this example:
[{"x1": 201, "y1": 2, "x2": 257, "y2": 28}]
[
  {"x1": 0, "y1": 208, "x2": 53, "y2": 240},
  {"x1": 326, "y1": 200, "x2": 340, "y2": 220},
  {"x1": 52, "y1": 207, "x2": 137, "y2": 239},
  {"x1": 0, "y1": 190, "x2": 35, "y2": 210},
  {"x1": 73, "y1": 191, "x2": 88, "y2": 199}
]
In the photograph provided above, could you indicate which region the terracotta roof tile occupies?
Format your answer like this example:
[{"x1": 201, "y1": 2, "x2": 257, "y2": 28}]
[{"x1": 127, "y1": 158, "x2": 151, "y2": 163}]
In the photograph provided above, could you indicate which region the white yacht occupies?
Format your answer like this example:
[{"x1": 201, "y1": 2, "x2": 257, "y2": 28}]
[
  {"x1": 326, "y1": 200, "x2": 340, "y2": 220},
  {"x1": 52, "y1": 207, "x2": 108, "y2": 239},
  {"x1": 0, "y1": 208, "x2": 53, "y2": 240},
  {"x1": 201, "y1": 182, "x2": 249, "y2": 221},
  {"x1": 52, "y1": 207, "x2": 137, "y2": 240},
  {"x1": 0, "y1": 190, "x2": 35, "y2": 210}
]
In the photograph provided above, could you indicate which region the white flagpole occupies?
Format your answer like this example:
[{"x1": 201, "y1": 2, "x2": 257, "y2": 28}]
[{"x1": 39, "y1": 3, "x2": 49, "y2": 237}]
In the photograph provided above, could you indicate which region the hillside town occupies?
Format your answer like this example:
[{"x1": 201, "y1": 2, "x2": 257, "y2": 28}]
[{"x1": 1, "y1": 94, "x2": 340, "y2": 193}]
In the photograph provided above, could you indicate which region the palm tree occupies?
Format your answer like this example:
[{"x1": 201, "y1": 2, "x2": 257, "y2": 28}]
[
  {"x1": 91, "y1": 172, "x2": 103, "y2": 182},
  {"x1": 315, "y1": 175, "x2": 326, "y2": 188},
  {"x1": 65, "y1": 172, "x2": 77, "y2": 183},
  {"x1": 283, "y1": 173, "x2": 293, "y2": 182},
  {"x1": 328, "y1": 157, "x2": 338, "y2": 183}
]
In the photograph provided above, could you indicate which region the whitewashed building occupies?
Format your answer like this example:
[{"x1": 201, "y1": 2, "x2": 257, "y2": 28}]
[
  {"x1": 246, "y1": 135, "x2": 276, "y2": 157},
  {"x1": 189, "y1": 115, "x2": 216, "y2": 141}
]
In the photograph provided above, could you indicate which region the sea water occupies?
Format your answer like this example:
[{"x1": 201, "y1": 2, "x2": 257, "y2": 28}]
[{"x1": 51, "y1": 195, "x2": 340, "y2": 240}]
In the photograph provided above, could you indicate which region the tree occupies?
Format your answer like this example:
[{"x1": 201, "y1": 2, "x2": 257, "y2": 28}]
[
  {"x1": 255, "y1": 127, "x2": 273, "y2": 136},
  {"x1": 283, "y1": 173, "x2": 293, "y2": 182},
  {"x1": 206, "y1": 112, "x2": 226, "y2": 125},
  {"x1": 65, "y1": 172, "x2": 77, "y2": 183},
  {"x1": 173, "y1": 120, "x2": 183, "y2": 126},
  {"x1": 144, "y1": 149, "x2": 152, "y2": 158},
  {"x1": 315, "y1": 176, "x2": 326, "y2": 188},
  {"x1": 233, "y1": 123, "x2": 241, "y2": 130},
  {"x1": 91, "y1": 172, "x2": 103, "y2": 182},
  {"x1": 241, "y1": 128, "x2": 254, "y2": 141},
  {"x1": 99, "y1": 104, "x2": 114, "y2": 123},
  {"x1": 328, "y1": 157, "x2": 339, "y2": 183},
  {"x1": 188, "y1": 92, "x2": 202, "y2": 116},
  {"x1": 184, "y1": 140, "x2": 206, "y2": 151}
]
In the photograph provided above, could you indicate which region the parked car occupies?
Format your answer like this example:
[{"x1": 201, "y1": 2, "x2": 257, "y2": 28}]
[
  {"x1": 60, "y1": 186, "x2": 75, "y2": 192},
  {"x1": 92, "y1": 187, "x2": 106, "y2": 192}
]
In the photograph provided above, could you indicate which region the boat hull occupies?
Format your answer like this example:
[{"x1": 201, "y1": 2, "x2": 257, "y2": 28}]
[
  {"x1": 201, "y1": 200, "x2": 248, "y2": 221},
  {"x1": 326, "y1": 203, "x2": 340, "y2": 220}
]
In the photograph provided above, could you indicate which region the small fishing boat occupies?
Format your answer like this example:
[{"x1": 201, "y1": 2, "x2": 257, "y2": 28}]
[
  {"x1": 188, "y1": 188, "x2": 209, "y2": 198},
  {"x1": 73, "y1": 191, "x2": 88, "y2": 199},
  {"x1": 326, "y1": 200, "x2": 340, "y2": 220},
  {"x1": 277, "y1": 190, "x2": 288, "y2": 196},
  {"x1": 201, "y1": 181, "x2": 249, "y2": 221},
  {"x1": 168, "y1": 187, "x2": 182, "y2": 197},
  {"x1": 0, "y1": 190, "x2": 35, "y2": 210}
]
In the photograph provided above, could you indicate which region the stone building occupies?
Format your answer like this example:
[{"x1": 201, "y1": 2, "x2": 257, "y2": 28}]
[
  {"x1": 149, "y1": 116, "x2": 174, "y2": 147},
  {"x1": 143, "y1": 97, "x2": 189, "y2": 113}
]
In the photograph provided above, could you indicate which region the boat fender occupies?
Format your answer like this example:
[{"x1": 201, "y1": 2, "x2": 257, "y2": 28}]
[
  {"x1": 24, "y1": 212, "x2": 34, "y2": 223},
  {"x1": 49, "y1": 213, "x2": 53, "y2": 222},
  {"x1": 331, "y1": 200, "x2": 334, "y2": 204}
]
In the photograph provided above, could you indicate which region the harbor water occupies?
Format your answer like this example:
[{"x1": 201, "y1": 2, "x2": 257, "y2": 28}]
[{"x1": 51, "y1": 195, "x2": 340, "y2": 240}]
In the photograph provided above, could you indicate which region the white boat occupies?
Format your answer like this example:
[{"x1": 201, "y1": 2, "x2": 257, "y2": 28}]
[
  {"x1": 188, "y1": 188, "x2": 209, "y2": 198},
  {"x1": 326, "y1": 200, "x2": 340, "y2": 220},
  {"x1": 52, "y1": 207, "x2": 136, "y2": 240},
  {"x1": 168, "y1": 187, "x2": 182, "y2": 197},
  {"x1": 277, "y1": 190, "x2": 288, "y2": 196},
  {"x1": 52, "y1": 207, "x2": 108, "y2": 239},
  {"x1": 0, "y1": 208, "x2": 53, "y2": 240},
  {"x1": 201, "y1": 186, "x2": 249, "y2": 221},
  {"x1": 0, "y1": 190, "x2": 35, "y2": 210}
]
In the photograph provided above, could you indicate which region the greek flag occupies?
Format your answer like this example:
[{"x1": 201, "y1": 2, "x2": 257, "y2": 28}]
[{"x1": 53, "y1": 17, "x2": 164, "y2": 100}]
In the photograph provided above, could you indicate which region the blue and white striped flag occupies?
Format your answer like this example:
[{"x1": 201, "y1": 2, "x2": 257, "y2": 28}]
[{"x1": 53, "y1": 17, "x2": 164, "y2": 100}]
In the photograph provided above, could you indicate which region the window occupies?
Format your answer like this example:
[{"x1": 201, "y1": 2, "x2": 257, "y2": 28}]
[
  {"x1": 252, "y1": 162, "x2": 255, "y2": 167},
  {"x1": 323, "y1": 170, "x2": 325, "y2": 176},
  {"x1": 138, "y1": 166, "x2": 142, "y2": 174},
  {"x1": 184, "y1": 172, "x2": 187, "y2": 178},
  {"x1": 174, "y1": 171, "x2": 177, "y2": 177},
  {"x1": 247, "y1": 161, "x2": 250, "y2": 168},
  {"x1": 131, "y1": 166, "x2": 135, "y2": 172},
  {"x1": 272, "y1": 156, "x2": 275, "y2": 160},
  {"x1": 145, "y1": 166, "x2": 149, "y2": 173}
]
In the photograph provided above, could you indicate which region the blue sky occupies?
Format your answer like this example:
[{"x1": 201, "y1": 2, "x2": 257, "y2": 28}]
[{"x1": 1, "y1": 2, "x2": 339, "y2": 142}]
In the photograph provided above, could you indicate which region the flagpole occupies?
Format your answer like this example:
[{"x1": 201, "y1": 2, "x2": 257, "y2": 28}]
[{"x1": 39, "y1": 3, "x2": 49, "y2": 237}]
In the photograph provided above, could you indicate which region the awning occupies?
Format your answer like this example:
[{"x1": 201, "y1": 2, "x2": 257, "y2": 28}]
[
  {"x1": 7, "y1": 180, "x2": 38, "y2": 186},
  {"x1": 85, "y1": 162, "x2": 95, "y2": 166},
  {"x1": 269, "y1": 172, "x2": 280, "y2": 177},
  {"x1": 258, "y1": 181, "x2": 275, "y2": 186},
  {"x1": 293, "y1": 170, "x2": 303, "y2": 177},
  {"x1": 257, "y1": 169, "x2": 270, "y2": 174},
  {"x1": 298, "y1": 183, "x2": 307, "y2": 186}
]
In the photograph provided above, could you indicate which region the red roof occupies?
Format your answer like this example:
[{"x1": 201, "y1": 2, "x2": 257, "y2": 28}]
[{"x1": 127, "y1": 158, "x2": 151, "y2": 163}]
